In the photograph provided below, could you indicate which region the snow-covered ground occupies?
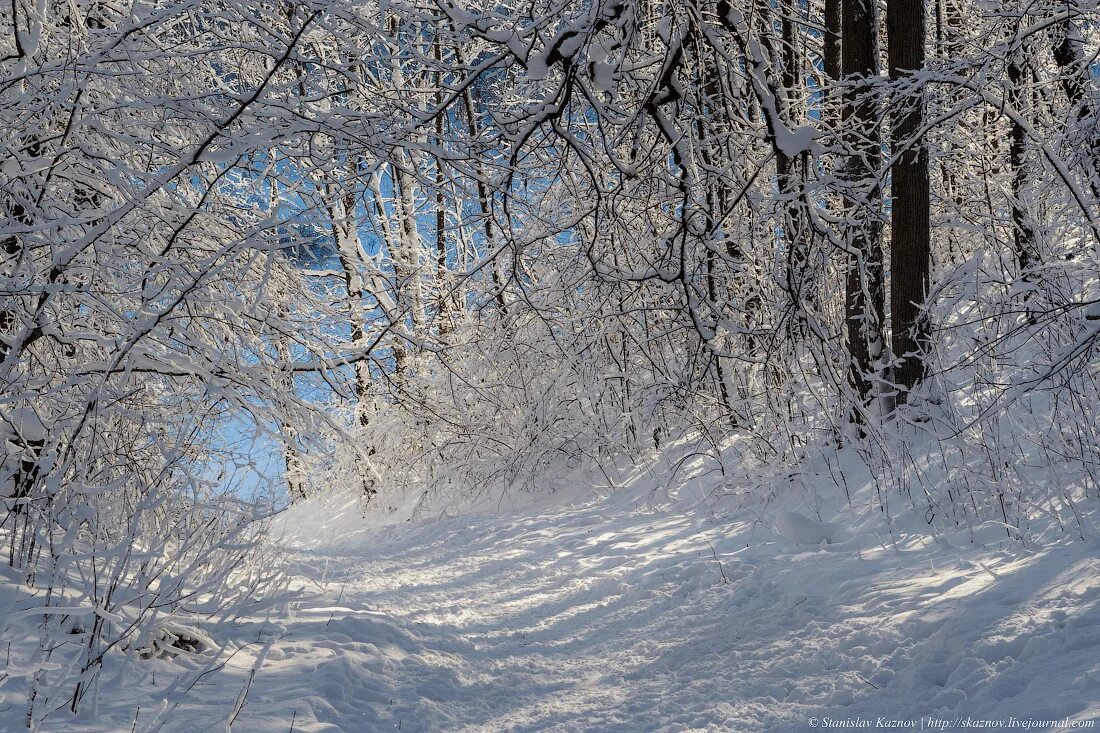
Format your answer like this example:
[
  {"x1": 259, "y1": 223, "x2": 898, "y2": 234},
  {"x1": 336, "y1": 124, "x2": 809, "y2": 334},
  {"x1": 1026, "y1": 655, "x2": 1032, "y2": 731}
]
[{"x1": 5, "y1": 451, "x2": 1100, "y2": 732}]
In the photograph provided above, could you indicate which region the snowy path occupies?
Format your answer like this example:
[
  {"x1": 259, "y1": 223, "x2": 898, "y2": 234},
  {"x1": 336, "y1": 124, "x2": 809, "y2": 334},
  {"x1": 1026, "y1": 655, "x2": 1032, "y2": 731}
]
[{"x1": 169, "y1": 490, "x2": 1100, "y2": 733}]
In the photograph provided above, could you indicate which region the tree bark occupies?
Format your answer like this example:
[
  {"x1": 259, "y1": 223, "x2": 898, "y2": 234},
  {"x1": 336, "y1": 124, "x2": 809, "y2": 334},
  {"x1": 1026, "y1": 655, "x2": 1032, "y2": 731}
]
[
  {"x1": 887, "y1": 0, "x2": 932, "y2": 401},
  {"x1": 1007, "y1": 47, "x2": 1038, "y2": 275},
  {"x1": 324, "y1": 165, "x2": 379, "y2": 500},
  {"x1": 1052, "y1": 9, "x2": 1100, "y2": 203},
  {"x1": 842, "y1": 0, "x2": 885, "y2": 411},
  {"x1": 824, "y1": 0, "x2": 841, "y2": 86}
]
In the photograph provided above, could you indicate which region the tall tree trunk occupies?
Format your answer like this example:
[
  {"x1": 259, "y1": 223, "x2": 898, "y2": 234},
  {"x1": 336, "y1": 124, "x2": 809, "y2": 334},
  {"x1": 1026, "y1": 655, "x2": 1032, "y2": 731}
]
[
  {"x1": 433, "y1": 38, "x2": 453, "y2": 336},
  {"x1": 268, "y1": 159, "x2": 306, "y2": 501},
  {"x1": 887, "y1": 0, "x2": 932, "y2": 401},
  {"x1": 756, "y1": 0, "x2": 811, "y2": 327},
  {"x1": 1007, "y1": 46, "x2": 1038, "y2": 275},
  {"x1": 327, "y1": 185, "x2": 373, "y2": 427},
  {"x1": 824, "y1": 0, "x2": 842, "y2": 86},
  {"x1": 328, "y1": 185, "x2": 379, "y2": 500},
  {"x1": 693, "y1": 16, "x2": 741, "y2": 429},
  {"x1": 273, "y1": 302, "x2": 306, "y2": 502},
  {"x1": 1052, "y1": 9, "x2": 1100, "y2": 203},
  {"x1": 842, "y1": 0, "x2": 886, "y2": 413},
  {"x1": 454, "y1": 42, "x2": 508, "y2": 314},
  {"x1": 386, "y1": 14, "x2": 424, "y2": 377},
  {"x1": 390, "y1": 154, "x2": 425, "y2": 378},
  {"x1": 935, "y1": 0, "x2": 965, "y2": 264}
]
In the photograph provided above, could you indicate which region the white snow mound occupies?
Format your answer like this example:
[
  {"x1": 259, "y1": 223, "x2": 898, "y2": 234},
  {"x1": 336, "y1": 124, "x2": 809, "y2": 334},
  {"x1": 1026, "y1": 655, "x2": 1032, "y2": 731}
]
[{"x1": 776, "y1": 509, "x2": 840, "y2": 545}]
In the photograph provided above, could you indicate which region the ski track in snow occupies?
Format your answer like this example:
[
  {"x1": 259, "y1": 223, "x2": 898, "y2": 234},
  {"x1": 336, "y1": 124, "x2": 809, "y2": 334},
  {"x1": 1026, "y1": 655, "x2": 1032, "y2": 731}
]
[{"x1": 142, "y1": 490, "x2": 1100, "y2": 733}]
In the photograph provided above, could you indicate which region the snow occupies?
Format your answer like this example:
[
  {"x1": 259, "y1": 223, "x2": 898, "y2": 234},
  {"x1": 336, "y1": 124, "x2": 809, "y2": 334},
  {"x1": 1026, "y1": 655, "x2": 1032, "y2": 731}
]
[
  {"x1": 775, "y1": 509, "x2": 840, "y2": 545},
  {"x1": 4, "y1": 452, "x2": 1099, "y2": 731},
  {"x1": 774, "y1": 124, "x2": 818, "y2": 158},
  {"x1": 255, "y1": 491, "x2": 1099, "y2": 732},
  {"x1": 1, "y1": 406, "x2": 49, "y2": 443}
]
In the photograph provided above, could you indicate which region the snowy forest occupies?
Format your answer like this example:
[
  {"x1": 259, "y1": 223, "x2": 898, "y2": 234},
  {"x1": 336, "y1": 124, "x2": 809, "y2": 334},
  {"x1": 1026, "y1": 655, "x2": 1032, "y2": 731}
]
[{"x1": 2, "y1": 0, "x2": 1100, "y2": 729}]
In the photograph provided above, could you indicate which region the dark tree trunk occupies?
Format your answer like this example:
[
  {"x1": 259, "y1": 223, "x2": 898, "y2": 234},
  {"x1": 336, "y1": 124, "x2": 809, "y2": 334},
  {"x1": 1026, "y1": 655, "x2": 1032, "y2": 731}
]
[
  {"x1": 824, "y1": 0, "x2": 841, "y2": 85},
  {"x1": 887, "y1": 0, "x2": 932, "y2": 401},
  {"x1": 690, "y1": 26, "x2": 740, "y2": 429},
  {"x1": 842, "y1": 0, "x2": 885, "y2": 411},
  {"x1": 1053, "y1": 12, "x2": 1088, "y2": 116},
  {"x1": 1052, "y1": 11, "x2": 1100, "y2": 203},
  {"x1": 448, "y1": 35, "x2": 508, "y2": 316},
  {"x1": 1007, "y1": 49, "x2": 1038, "y2": 275},
  {"x1": 934, "y1": 0, "x2": 965, "y2": 264},
  {"x1": 762, "y1": 0, "x2": 811, "y2": 326},
  {"x1": 433, "y1": 37, "x2": 453, "y2": 336}
]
